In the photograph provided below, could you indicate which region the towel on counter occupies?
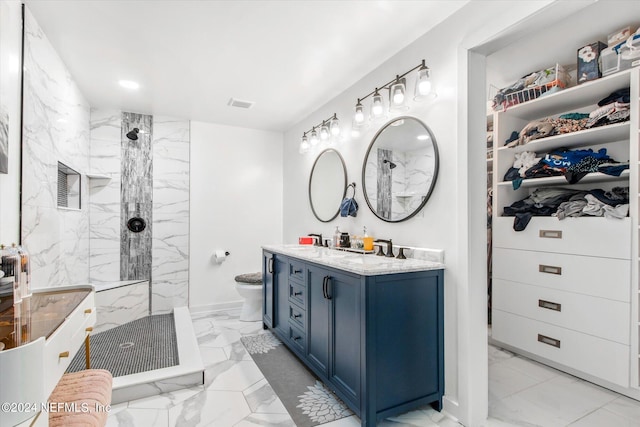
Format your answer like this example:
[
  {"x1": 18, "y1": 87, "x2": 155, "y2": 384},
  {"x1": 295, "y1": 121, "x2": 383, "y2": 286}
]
[{"x1": 340, "y1": 197, "x2": 358, "y2": 217}]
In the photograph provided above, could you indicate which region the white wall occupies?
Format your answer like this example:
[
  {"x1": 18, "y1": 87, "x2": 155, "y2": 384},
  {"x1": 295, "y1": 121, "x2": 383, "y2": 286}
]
[
  {"x1": 189, "y1": 121, "x2": 283, "y2": 310},
  {"x1": 281, "y1": 2, "x2": 576, "y2": 425},
  {"x1": 21, "y1": 6, "x2": 91, "y2": 288},
  {"x1": 0, "y1": 1, "x2": 23, "y2": 244}
]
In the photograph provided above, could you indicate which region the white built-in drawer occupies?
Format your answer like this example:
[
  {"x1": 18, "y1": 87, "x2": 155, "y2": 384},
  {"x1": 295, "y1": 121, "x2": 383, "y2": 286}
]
[
  {"x1": 493, "y1": 279, "x2": 630, "y2": 344},
  {"x1": 493, "y1": 216, "x2": 631, "y2": 259},
  {"x1": 492, "y1": 309, "x2": 629, "y2": 387},
  {"x1": 493, "y1": 248, "x2": 630, "y2": 302},
  {"x1": 43, "y1": 293, "x2": 95, "y2": 397}
]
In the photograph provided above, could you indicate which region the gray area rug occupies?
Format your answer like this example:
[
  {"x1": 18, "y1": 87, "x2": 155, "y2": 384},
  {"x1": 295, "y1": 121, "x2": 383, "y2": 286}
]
[
  {"x1": 67, "y1": 314, "x2": 179, "y2": 377},
  {"x1": 241, "y1": 332, "x2": 352, "y2": 427}
]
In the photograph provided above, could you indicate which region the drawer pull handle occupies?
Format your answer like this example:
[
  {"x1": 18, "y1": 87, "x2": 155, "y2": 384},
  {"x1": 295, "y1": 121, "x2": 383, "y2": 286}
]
[
  {"x1": 293, "y1": 314, "x2": 302, "y2": 319},
  {"x1": 59, "y1": 351, "x2": 70, "y2": 358},
  {"x1": 293, "y1": 336, "x2": 301, "y2": 341},
  {"x1": 539, "y1": 264, "x2": 562, "y2": 275},
  {"x1": 294, "y1": 291, "x2": 302, "y2": 296},
  {"x1": 538, "y1": 299, "x2": 561, "y2": 312},
  {"x1": 539, "y1": 229, "x2": 562, "y2": 239},
  {"x1": 293, "y1": 269, "x2": 302, "y2": 274},
  {"x1": 537, "y1": 334, "x2": 561, "y2": 348},
  {"x1": 84, "y1": 308, "x2": 92, "y2": 314},
  {"x1": 85, "y1": 327, "x2": 93, "y2": 332}
]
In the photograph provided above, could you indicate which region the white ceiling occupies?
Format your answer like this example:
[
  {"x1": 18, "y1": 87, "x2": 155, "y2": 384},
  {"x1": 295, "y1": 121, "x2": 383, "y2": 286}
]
[{"x1": 24, "y1": 0, "x2": 468, "y2": 132}]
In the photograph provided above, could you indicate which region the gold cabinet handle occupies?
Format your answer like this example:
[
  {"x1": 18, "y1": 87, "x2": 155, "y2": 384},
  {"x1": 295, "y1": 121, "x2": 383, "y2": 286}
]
[
  {"x1": 84, "y1": 308, "x2": 92, "y2": 314},
  {"x1": 85, "y1": 327, "x2": 93, "y2": 332},
  {"x1": 59, "y1": 351, "x2": 70, "y2": 358}
]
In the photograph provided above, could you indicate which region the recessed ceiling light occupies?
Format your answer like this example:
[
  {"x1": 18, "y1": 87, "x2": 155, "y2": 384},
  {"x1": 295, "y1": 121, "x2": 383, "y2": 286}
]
[
  {"x1": 119, "y1": 80, "x2": 140, "y2": 90},
  {"x1": 417, "y1": 134, "x2": 430, "y2": 140}
]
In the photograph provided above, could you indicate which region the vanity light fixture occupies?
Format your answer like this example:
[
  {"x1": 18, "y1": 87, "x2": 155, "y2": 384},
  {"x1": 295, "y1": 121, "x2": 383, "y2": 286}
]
[
  {"x1": 299, "y1": 114, "x2": 341, "y2": 153},
  {"x1": 310, "y1": 127, "x2": 319, "y2": 145},
  {"x1": 371, "y1": 89, "x2": 384, "y2": 117},
  {"x1": 330, "y1": 114, "x2": 340, "y2": 136},
  {"x1": 414, "y1": 60, "x2": 433, "y2": 100},
  {"x1": 351, "y1": 59, "x2": 433, "y2": 124},
  {"x1": 354, "y1": 100, "x2": 365, "y2": 124},
  {"x1": 320, "y1": 121, "x2": 330, "y2": 140},
  {"x1": 300, "y1": 132, "x2": 310, "y2": 154}
]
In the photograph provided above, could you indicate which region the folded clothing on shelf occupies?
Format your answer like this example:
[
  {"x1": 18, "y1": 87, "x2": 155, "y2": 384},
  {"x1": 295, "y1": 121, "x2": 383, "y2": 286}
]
[{"x1": 503, "y1": 186, "x2": 629, "y2": 231}]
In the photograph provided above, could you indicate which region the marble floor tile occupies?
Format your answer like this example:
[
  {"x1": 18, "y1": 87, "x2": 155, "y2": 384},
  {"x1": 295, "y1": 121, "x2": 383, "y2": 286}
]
[
  {"x1": 106, "y1": 407, "x2": 170, "y2": 427},
  {"x1": 127, "y1": 386, "x2": 204, "y2": 410},
  {"x1": 199, "y1": 346, "x2": 229, "y2": 367},
  {"x1": 488, "y1": 344, "x2": 515, "y2": 365},
  {"x1": 223, "y1": 340, "x2": 253, "y2": 361},
  {"x1": 206, "y1": 360, "x2": 265, "y2": 392},
  {"x1": 489, "y1": 363, "x2": 545, "y2": 400},
  {"x1": 234, "y1": 413, "x2": 296, "y2": 427},
  {"x1": 569, "y1": 408, "x2": 639, "y2": 427},
  {"x1": 601, "y1": 395, "x2": 640, "y2": 423},
  {"x1": 169, "y1": 390, "x2": 251, "y2": 427},
  {"x1": 498, "y1": 355, "x2": 562, "y2": 383},
  {"x1": 243, "y1": 379, "x2": 288, "y2": 414}
]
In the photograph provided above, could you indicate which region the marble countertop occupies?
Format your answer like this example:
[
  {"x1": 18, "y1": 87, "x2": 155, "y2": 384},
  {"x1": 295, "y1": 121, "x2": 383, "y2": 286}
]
[{"x1": 262, "y1": 244, "x2": 445, "y2": 276}]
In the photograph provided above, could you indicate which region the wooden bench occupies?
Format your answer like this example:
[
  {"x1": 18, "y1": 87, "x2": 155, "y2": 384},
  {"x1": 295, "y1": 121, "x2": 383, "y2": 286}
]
[{"x1": 48, "y1": 369, "x2": 113, "y2": 427}]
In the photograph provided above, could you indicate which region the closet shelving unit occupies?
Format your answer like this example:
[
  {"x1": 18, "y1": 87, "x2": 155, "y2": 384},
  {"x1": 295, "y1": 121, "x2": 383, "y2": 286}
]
[{"x1": 490, "y1": 68, "x2": 640, "y2": 398}]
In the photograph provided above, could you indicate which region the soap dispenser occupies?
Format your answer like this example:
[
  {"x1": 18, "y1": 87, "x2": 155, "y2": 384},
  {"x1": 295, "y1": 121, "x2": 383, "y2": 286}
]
[
  {"x1": 363, "y1": 226, "x2": 374, "y2": 251},
  {"x1": 333, "y1": 226, "x2": 341, "y2": 248}
]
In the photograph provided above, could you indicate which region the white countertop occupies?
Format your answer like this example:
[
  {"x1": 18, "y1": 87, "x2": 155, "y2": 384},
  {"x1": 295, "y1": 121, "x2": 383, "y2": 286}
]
[{"x1": 262, "y1": 244, "x2": 445, "y2": 276}]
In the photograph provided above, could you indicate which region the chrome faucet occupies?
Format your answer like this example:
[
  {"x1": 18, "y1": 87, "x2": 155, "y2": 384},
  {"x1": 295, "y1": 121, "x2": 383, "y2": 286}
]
[
  {"x1": 374, "y1": 239, "x2": 394, "y2": 258},
  {"x1": 308, "y1": 234, "x2": 323, "y2": 246}
]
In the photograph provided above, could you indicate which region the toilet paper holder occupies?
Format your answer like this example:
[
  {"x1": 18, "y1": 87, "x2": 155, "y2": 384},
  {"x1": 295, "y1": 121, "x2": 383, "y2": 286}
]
[{"x1": 212, "y1": 250, "x2": 231, "y2": 264}]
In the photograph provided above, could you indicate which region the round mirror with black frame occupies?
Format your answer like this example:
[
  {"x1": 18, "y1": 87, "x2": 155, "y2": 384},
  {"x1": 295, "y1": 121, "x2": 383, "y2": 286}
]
[
  {"x1": 361, "y1": 116, "x2": 439, "y2": 222},
  {"x1": 309, "y1": 148, "x2": 347, "y2": 222}
]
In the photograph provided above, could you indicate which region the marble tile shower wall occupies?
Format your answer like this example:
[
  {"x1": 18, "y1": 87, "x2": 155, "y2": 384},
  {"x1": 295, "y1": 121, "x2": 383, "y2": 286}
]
[
  {"x1": 89, "y1": 110, "x2": 190, "y2": 314},
  {"x1": 21, "y1": 8, "x2": 90, "y2": 288}
]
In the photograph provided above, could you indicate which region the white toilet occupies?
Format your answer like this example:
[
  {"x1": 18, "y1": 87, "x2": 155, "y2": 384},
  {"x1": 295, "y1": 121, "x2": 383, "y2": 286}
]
[{"x1": 234, "y1": 272, "x2": 263, "y2": 322}]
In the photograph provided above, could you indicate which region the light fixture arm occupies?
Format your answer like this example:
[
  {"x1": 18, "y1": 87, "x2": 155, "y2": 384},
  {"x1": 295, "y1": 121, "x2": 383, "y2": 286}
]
[
  {"x1": 356, "y1": 60, "x2": 427, "y2": 102},
  {"x1": 301, "y1": 113, "x2": 339, "y2": 137}
]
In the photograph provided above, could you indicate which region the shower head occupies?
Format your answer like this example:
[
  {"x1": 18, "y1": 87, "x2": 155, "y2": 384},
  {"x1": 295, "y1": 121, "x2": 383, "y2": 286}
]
[
  {"x1": 383, "y1": 159, "x2": 397, "y2": 169},
  {"x1": 126, "y1": 128, "x2": 140, "y2": 141}
]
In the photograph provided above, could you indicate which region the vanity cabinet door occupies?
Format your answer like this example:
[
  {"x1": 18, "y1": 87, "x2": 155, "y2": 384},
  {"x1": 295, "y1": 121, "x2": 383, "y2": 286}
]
[
  {"x1": 262, "y1": 251, "x2": 274, "y2": 328},
  {"x1": 307, "y1": 264, "x2": 330, "y2": 376},
  {"x1": 328, "y1": 271, "x2": 361, "y2": 407},
  {"x1": 274, "y1": 256, "x2": 290, "y2": 338}
]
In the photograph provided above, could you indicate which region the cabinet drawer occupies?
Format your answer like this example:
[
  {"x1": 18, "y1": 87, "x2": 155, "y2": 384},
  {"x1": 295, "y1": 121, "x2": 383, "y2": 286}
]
[
  {"x1": 288, "y1": 259, "x2": 306, "y2": 283},
  {"x1": 492, "y1": 310, "x2": 629, "y2": 387},
  {"x1": 493, "y1": 248, "x2": 630, "y2": 302},
  {"x1": 289, "y1": 281, "x2": 305, "y2": 307},
  {"x1": 493, "y1": 216, "x2": 630, "y2": 259},
  {"x1": 493, "y1": 279, "x2": 629, "y2": 344},
  {"x1": 289, "y1": 303, "x2": 306, "y2": 330},
  {"x1": 288, "y1": 324, "x2": 306, "y2": 353}
]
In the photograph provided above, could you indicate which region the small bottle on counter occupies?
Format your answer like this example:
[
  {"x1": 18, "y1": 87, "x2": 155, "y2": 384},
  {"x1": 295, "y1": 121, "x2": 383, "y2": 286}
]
[{"x1": 333, "y1": 226, "x2": 341, "y2": 248}]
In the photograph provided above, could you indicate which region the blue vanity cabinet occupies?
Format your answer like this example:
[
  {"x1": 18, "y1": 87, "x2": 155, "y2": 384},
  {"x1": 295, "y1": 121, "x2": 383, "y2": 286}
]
[
  {"x1": 262, "y1": 249, "x2": 444, "y2": 427},
  {"x1": 262, "y1": 251, "x2": 274, "y2": 328},
  {"x1": 273, "y1": 256, "x2": 290, "y2": 337}
]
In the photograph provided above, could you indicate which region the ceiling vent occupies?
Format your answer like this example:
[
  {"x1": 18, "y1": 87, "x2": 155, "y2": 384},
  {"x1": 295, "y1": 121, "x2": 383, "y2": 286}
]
[{"x1": 227, "y1": 98, "x2": 255, "y2": 109}]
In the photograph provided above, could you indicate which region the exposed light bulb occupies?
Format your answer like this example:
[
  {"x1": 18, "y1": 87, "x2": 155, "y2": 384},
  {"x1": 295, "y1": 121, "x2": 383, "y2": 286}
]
[
  {"x1": 119, "y1": 80, "x2": 140, "y2": 90},
  {"x1": 310, "y1": 129, "x2": 319, "y2": 145},
  {"x1": 418, "y1": 80, "x2": 432, "y2": 96},
  {"x1": 330, "y1": 118, "x2": 340, "y2": 136},
  {"x1": 299, "y1": 140, "x2": 310, "y2": 154},
  {"x1": 393, "y1": 87, "x2": 404, "y2": 104},
  {"x1": 320, "y1": 124, "x2": 329, "y2": 140},
  {"x1": 417, "y1": 134, "x2": 429, "y2": 140},
  {"x1": 372, "y1": 90, "x2": 383, "y2": 116},
  {"x1": 354, "y1": 101, "x2": 364, "y2": 123}
]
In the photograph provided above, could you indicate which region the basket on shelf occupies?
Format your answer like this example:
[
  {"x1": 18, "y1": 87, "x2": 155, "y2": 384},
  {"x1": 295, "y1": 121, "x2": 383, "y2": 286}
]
[{"x1": 489, "y1": 64, "x2": 571, "y2": 112}]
